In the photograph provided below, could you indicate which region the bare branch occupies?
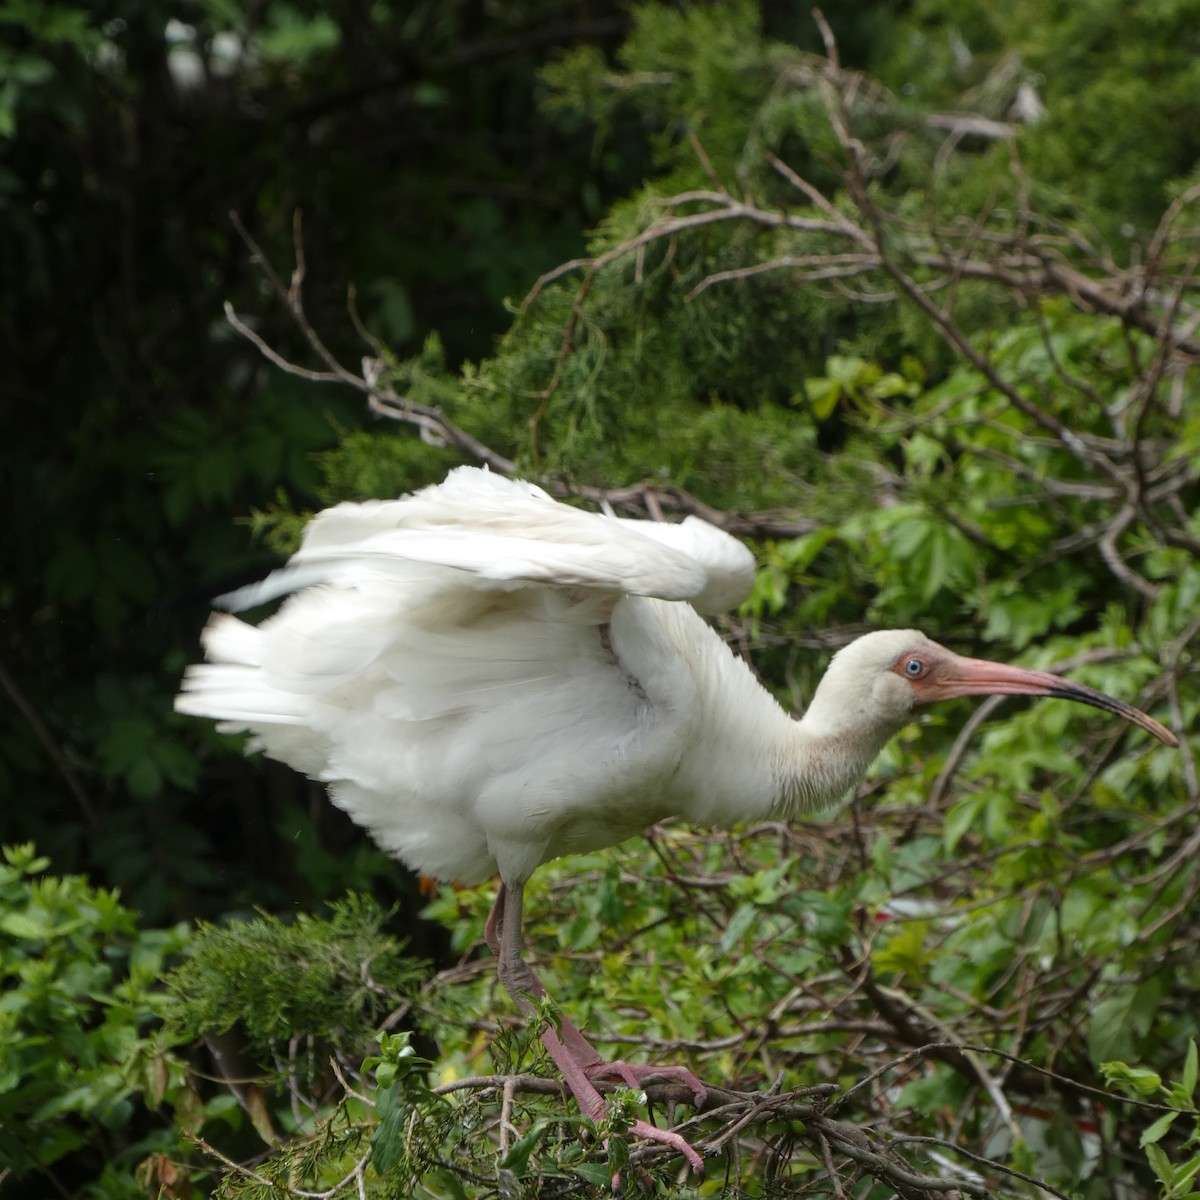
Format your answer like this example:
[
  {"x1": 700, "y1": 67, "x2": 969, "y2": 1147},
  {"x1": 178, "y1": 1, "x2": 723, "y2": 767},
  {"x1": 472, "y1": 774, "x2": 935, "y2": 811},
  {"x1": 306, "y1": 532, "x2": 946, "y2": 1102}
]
[{"x1": 0, "y1": 653, "x2": 96, "y2": 826}]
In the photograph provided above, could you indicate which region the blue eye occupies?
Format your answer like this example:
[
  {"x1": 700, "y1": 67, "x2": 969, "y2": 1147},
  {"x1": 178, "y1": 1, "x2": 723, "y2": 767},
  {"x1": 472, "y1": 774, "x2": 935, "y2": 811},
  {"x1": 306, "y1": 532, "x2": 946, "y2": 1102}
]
[{"x1": 905, "y1": 658, "x2": 925, "y2": 677}]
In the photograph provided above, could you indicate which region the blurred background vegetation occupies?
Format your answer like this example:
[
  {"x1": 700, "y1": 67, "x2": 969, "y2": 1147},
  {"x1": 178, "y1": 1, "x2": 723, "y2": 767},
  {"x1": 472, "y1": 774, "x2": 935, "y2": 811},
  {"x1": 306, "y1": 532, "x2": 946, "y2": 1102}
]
[{"x1": 3, "y1": 1, "x2": 1200, "y2": 1196}]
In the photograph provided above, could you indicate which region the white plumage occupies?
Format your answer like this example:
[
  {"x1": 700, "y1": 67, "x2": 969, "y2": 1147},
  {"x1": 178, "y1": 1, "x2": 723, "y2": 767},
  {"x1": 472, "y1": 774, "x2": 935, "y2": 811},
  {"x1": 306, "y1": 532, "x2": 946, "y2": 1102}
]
[
  {"x1": 178, "y1": 467, "x2": 815, "y2": 887},
  {"x1": 177, "y1": 465, "x2": 1174, "y2": 1170}
]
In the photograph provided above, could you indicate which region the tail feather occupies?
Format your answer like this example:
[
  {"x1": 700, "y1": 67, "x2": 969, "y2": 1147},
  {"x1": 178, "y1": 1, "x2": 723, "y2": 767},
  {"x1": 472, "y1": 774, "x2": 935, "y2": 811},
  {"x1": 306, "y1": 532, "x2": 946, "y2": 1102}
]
[
  {"x1": 176, "y1": 616, "x2": 309, "y2": 726},
  {"x1": 200, "y1": 613, "x2": 266, "y2": 665},
  {"x1": 175, "y1": 666, "x2": 309, "y2": 725}
]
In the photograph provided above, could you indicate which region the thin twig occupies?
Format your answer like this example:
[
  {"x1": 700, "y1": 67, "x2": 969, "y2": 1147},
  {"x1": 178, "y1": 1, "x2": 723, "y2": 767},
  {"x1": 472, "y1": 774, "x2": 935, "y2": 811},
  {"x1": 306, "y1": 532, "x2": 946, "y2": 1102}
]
[{"x1": 0, "y1": 654, "x2": 96, "y2": 825}]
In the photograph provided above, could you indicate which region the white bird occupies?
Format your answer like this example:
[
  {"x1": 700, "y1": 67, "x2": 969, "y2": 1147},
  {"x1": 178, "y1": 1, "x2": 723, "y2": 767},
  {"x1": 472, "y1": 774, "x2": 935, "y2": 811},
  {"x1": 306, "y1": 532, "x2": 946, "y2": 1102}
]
[{"x1": 177, "y1": 466, "x2": 1176, "y2": 1170}]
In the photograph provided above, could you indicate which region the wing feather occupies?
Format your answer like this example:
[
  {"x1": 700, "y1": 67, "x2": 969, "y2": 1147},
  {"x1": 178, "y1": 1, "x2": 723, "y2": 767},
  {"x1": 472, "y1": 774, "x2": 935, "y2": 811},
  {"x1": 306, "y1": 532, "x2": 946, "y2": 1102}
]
[{"x1": 218, "y1": 466, "x2": 755, "y2": 613}]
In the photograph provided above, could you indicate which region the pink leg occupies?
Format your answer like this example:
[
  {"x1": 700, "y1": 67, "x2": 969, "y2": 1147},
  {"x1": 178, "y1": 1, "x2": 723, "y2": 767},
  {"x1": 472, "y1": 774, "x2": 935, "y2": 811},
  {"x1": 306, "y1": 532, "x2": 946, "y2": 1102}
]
[
  {"x1": 484, "y1": 886, "x2": 505, "y2": 955},
  {"x1": 486, "y1": 887, "x2": 706, "y2": 1101},
  {"x1": 487, "y1": 883, "x2": 705, "y2": 1173}
]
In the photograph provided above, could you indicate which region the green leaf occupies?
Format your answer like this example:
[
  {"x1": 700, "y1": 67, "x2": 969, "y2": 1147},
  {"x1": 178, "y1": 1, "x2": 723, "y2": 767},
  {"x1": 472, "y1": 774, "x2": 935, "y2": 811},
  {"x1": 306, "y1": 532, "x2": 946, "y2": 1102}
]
[
  {"x1": 1100, "y1": 1060, "x2": 1163, "y2": 1097},
  {"x1": 1140, "y1": 1110, "x2": 1178, "y2": 1147},
  {"x1": 804, "y1": 375, "x2": 840, "y2": 420},
  {"x1": 873, "y1": 920, "x2": 930, "y2": 977},
  {"x1": 570, "y1": 1162, "x2": 615, "y2": 1186},
  {"x1": 944, "y1": 791, "x2": 987, "y2": 853},
  {"x1": 0, "y1": 910, "x2": 47, "y2": 940},
  {"x1": 1146, "y1": 1142, "x2": 1173, "y2": 1188},
  {"x1": 1090, "y1": 991, "x2": 1149, "y2": 1065},
  {"x1": 720, "y1": 902, "x2": 759, "y2": 951},
  {"x1": 370, "y1": 1082, "x2": 406, "y2": 1174},
  {"x1": 500, "y1": 1121, "x2": 550, "y2": 1175},
  {"x1": 173, "y1": 1085, "x2": 206, "y2": 1135},
  {"x1": 423, "y1": 1167, "x2": 471, "y2": 1200},
  {"x1": 1170, "y1": 1154, "x2": 1200, "y2": 1196}
]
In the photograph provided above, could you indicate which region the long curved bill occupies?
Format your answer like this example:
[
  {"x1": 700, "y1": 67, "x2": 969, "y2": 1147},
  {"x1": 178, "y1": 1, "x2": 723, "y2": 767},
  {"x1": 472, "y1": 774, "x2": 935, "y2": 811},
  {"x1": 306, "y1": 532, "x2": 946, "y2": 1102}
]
[{"x1": 918, "y1": 655, "x2": 1178, "y2": 747}]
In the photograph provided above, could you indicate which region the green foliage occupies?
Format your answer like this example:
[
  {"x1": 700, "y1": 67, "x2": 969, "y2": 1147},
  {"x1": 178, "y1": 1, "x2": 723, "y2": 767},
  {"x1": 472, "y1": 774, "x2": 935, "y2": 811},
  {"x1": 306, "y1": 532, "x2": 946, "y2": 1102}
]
[
  {"x1": 166, "y1": 895, "x2": 424, "y2": 1058},
  {"x1": 362, "y1": 1032, "x2": 448, "y2": 1179},
  {"x1": 1104, "y1": 1044, "x2": 1200, "y2": 1199},
  {"x1": 0, "y1": 844, "x2": 190, "y2": 1181},
  {"x1": 0, "y1": 852, "x2": 437, "y2": 1195},
  {"x1": 0, "y1": 2, "x2": 106, "y2": 139},
  {"x1": 884, "y1": 0, "x2": 1200, "y2": 235}
]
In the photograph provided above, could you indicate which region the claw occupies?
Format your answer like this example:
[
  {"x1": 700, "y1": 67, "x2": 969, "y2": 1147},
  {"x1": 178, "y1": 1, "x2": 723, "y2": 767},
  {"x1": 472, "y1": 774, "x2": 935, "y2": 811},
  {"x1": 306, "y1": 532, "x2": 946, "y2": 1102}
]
[
  {"x1": 629, "y1": 1118, "x2": 704, "y2": 1173},
  {"x1": 588, "y1": 1060, "x2": 708, "y2": 1109}
]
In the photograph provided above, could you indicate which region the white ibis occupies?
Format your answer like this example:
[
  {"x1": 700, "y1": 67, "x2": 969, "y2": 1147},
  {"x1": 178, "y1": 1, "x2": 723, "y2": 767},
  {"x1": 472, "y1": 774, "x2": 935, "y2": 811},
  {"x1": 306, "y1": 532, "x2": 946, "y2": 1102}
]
[{"x1": 176, "y1": 466, "x2": 1176, "y2": 1170}]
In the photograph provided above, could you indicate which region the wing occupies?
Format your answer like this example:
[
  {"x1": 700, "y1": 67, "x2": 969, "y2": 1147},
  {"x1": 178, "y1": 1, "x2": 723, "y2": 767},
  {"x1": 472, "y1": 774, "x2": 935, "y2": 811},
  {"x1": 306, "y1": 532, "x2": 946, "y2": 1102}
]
[
  {"x1": 176, "y1": 467, "x2": 757, "y2": 884},
  {"x1": 217, "y1": 466, "x2": 755, "y2": 615}
]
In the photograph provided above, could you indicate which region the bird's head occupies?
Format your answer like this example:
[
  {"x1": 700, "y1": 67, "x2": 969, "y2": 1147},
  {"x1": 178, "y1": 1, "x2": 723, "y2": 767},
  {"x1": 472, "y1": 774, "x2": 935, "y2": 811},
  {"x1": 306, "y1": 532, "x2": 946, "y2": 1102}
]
[{"x1": 810, "y1": 629, "x2": 1176, "y2": 746}]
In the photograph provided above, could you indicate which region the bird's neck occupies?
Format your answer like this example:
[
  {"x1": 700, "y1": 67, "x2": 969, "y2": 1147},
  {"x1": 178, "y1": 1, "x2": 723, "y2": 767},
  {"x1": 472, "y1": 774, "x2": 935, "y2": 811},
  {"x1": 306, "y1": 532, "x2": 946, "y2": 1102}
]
[
  {"x1": 667, "y1": 614, "x2": 899, "y2": 827},
  {"x1": 768, "y1": 714, "x2": 897, "y2": 821}
]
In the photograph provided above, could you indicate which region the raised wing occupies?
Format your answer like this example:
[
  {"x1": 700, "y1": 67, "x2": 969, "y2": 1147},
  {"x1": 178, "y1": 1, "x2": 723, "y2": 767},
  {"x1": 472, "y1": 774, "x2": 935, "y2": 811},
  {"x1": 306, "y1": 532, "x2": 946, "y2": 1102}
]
[{"x1": 217, "y1": 467, "x2": 755, "y2": 615}]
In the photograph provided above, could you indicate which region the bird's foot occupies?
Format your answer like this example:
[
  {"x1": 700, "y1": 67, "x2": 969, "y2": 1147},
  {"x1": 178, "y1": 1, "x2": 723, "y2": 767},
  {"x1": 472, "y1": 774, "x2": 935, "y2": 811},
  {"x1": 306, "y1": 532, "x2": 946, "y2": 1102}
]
[
  {"x1": 489, "y1": 884, "x2": 705, "y2": 1175},
  {"x1": 584, "y1": 1059, "x2": 707, "y2": 1179},
  {"x1": 624, "y1": 1117, "x2": 704, "y2": 1174},
  {"x1": 541, "y1": 1027, "x2": 706, "y2": 1174},
  {"x1": 585, "y1": 1059, "x2": 708, "y2": 1109}
]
